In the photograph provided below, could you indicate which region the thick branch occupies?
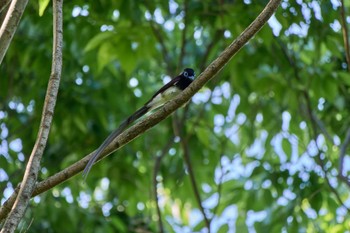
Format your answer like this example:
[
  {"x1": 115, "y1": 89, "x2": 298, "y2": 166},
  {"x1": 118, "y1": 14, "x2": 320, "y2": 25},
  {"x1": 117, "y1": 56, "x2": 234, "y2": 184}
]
[
  {"x1": 0, "y1": 0, "x2": 63, "y2": 231},
  {"x1": 0, "y1": 0, "x2": 281, "y2": 221},
  {"x1": 0, "y1": 0, "x2": 28, "y2": 64}
]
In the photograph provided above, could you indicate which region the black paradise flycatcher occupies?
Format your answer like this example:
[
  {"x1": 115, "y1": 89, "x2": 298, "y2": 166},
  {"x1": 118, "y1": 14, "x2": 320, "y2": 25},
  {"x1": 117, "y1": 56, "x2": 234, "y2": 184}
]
[{"x1": 83, "y1": 68, "x2": 195, "y2": 179}]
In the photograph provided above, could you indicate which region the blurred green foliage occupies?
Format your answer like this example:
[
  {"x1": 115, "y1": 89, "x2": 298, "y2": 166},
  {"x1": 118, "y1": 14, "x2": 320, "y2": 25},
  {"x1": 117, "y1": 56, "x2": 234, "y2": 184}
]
[{"x1": 1, "y1": 0, "x2": 350, "y2": 232}]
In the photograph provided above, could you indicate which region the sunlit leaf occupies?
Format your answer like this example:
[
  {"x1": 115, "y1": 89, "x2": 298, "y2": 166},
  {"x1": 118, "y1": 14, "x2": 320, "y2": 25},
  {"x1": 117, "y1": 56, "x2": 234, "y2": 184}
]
[{"x1": 38, "y1": 0, "x2": 50, "y2": 16}]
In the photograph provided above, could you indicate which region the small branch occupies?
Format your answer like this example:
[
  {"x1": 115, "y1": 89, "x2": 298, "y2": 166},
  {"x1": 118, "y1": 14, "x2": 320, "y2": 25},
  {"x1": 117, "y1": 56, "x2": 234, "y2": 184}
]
[
  {"x1": 152, "y1": 137, "x2": 175, "y2": 233},
  {"x1": 181, "y1": 136, "x2": 211, "y2": 231},
  {"x1": 177, "y1": 0, "x2": 188, "y2": 70},
  {"x1": 173, "y1": 111, "x2": 210, "y2": 230},
  {"x1": 338, "y1": 174, "x2": 350, "y2": 189},
  {"x1": 339, "y1": 0, "x2": 350, "y2": 72},
  {"x1": 338, "y1": 128, "x2": 350, "y2": 186},
  {"x1": 325, "y1": 173, "x2": 350, "y2": 213},
  {"x1": 0, "y1": 185, "x2": 19, "y2": 223},
  {"x1": 212, "y1": 158, "x2": 224, "y2": 216},
  {"x1": 199, "y1": 29, "x2": 224, "y2": 71},
  {"x1": 311, "y1": 112, "x2": 334, "y2": 144},
  {"x1": 0, "y1": 0, "x2": 63, "y2": 231},
  {"x1": 275, "y1": 34, "x2": 350, "y2": 212},
  {"x1": 0, "y1": 0, "x2": 11, "y2": 14},
  {"x1": 276, "y1": 38, "x2": 334, "y2": 143},
  {"x1": 212, "y1": 130, "x2": 237, "y2": 216},
  {"x1": 143, "y1": 1, "x2": 172, "y2": 72},
  {"x1": 0, "y1": 0, "x2": 29, "y2": 64},
  {"x1": 0, "y1": 1, "x2": 9, "y2": 30},
  {"x1": 149, "y1": 22, "x2": 171, "y2": 72},
  {"x1": 0, "y1": 0, "x2": 281, "y2": 221}
]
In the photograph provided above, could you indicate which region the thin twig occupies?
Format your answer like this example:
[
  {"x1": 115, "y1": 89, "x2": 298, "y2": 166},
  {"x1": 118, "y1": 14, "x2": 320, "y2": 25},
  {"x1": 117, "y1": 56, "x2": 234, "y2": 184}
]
[
  {"x1": 173, "y1": 112, "x2": 211, "y2": 230},
  {"x1": 143, "y1": 1, "x2": 172, "y2": 73},
  {"x1": 339, "y1": 128, "x2": 350, "y2": 185},
  {"x1": 181, "y1": 134, "x2": 211, "y2": 231},
  {"x1": 0, "y1": 0, "x2": 11, "y2": 27},
  {"x1": 275, "y1": 35, "x2": 350, "y2": 212},
  {"x1": 23, "y1": 217, "x2": 34, "y2": 233},
  {"x1": 152, "y1": 137, "x2": 175, "y2": 233},
  {"x1": 199, "y1": 29, "x2": 225, "y2": 71},
  {"x1": 0, "y1": 0, "x2": 11, "y2": 13},
  {"x1": 177, "y1": 0, "x2": 188, "y2": 70},
  {"x1": 275, "y1": 38, "x2": 334, "y2": 143},
  {"x1": 0, "y1": 0, "x2": 63, "y2": 231},
  {"x1": 0, "y1": 0, "x2": 281, "y2": 221},
  {"x1": 149, "y1": 22, "x2": 172, "y2": 73},
  {"x1": 325, "y1": 173, "x2": 350, "y2": 212},
  {"x1": 212, "y1": 125, "x2": 238, "y2": 216}
]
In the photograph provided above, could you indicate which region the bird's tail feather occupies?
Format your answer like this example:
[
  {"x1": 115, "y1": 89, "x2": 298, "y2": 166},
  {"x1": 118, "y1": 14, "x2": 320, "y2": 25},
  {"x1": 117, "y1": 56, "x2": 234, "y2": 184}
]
[{"x1": 83, "y1": 105, "x2": 150, "y2": 180}]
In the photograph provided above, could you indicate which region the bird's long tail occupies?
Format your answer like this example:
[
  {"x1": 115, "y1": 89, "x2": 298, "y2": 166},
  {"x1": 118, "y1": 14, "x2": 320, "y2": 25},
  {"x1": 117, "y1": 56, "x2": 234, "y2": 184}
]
[{"x1": 82, "y1": 105, "x2": 150, "y2": 180}]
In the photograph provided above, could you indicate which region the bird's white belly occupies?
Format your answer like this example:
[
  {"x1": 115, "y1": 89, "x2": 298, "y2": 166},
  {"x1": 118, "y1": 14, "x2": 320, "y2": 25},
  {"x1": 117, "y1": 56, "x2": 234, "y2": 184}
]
[{"x1": 147, "y1": 86, "x2": 181, "y2": 110}]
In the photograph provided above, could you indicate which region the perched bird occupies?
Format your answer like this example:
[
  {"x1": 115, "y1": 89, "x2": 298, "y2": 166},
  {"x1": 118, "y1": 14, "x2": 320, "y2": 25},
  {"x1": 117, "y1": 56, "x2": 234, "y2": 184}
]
[{"x1": 83, "y1": 68, "x2": 195, "y2": 179}]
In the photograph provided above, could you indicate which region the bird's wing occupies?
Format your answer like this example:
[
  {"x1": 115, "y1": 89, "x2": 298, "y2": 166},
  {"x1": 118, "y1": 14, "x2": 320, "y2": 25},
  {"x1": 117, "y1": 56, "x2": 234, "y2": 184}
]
[{"x1": 146, "y1": 75, "x2": 181, "y2": 105}]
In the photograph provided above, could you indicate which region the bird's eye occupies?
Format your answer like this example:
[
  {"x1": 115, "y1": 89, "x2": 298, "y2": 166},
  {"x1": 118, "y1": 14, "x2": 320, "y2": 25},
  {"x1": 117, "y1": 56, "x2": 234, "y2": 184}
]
[{"x1": 184, "y1": 71, "x2": 188, "y2": 77}]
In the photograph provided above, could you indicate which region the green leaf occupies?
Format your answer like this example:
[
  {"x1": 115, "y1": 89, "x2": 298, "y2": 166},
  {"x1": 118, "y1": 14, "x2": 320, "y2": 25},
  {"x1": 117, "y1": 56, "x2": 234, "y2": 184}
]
[
  {"x1": 196, "y1": 127, "x2": 210, "y2": 145},
  {"x1": 322, "y1": 77, "x2": 338, "y2": 102},
  {"x1": 39, "y1": 0, "x2": 50, "y2": 16},
  {"x1": 263, "y1": 189, "x2": 273, "y2": 204},
  {"x1": 310, "y1": 191, "x2": 323, "y2": 213},
  {"x1": 73, "y1": 116, "x2": 88, "y2": 133},
  {"x1": 218, "y1": 224, "x2": 229, "y2": 233},
  {"x1": 84, "y1": 31, "x2": 116, "y2": 52},
  {"x1": 97, "y1": 42, "x2": 117, "y2": 72},
  {"x1": 281, "y1": 138, "x2": 291, "y2": 157},
  {"x1": 115, "y1": 41, "x2": 137, "y2": 76},
  {"x1": 192, "y1": 220, "x2": 205, "y2": 232},
  {"x1": 110, "y1": 218, "x2": 128, "y2": 232},
  {"x1": 338, "y1": 72, "x2": 350, "y2": 86}
]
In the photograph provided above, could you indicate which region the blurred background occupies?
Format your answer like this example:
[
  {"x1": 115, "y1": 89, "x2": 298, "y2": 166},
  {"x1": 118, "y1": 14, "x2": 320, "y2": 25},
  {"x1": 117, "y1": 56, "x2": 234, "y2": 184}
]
[{"x1": 1, "y1": 0, "x2": 350, "y2": 232}]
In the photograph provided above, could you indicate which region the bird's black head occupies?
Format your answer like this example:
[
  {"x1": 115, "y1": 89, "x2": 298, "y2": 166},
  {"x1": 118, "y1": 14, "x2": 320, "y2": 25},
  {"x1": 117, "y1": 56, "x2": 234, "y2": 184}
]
[{"x1": 182, "y1": 68, "x2": 195, "y2": 80}]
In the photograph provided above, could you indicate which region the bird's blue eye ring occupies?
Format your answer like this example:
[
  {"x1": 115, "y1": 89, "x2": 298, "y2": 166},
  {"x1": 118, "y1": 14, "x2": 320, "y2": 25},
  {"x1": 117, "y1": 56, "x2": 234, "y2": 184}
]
[{"x1": 184, "y1": 71, "x2": 188, "y2": 77}]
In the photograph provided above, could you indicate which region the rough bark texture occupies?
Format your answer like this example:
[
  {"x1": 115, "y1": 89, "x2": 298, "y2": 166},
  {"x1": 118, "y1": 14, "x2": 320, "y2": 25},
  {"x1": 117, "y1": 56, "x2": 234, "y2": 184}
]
[{"x1": 0, "y1": 0, "x2": 63, "y2": 232}]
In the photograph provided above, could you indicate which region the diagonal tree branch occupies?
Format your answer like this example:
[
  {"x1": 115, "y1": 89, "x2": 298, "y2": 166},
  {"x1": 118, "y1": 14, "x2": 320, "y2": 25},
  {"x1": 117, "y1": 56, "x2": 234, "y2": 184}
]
[
  {"x1": 0, "y1": 0, "x2": 28, "y2": 65},
  {"x1": 0, "y1": 0, "x2": 63, "y2": 231},
  {"x1": 0, "y1": 0, "x2": 281, "y2": 222}
]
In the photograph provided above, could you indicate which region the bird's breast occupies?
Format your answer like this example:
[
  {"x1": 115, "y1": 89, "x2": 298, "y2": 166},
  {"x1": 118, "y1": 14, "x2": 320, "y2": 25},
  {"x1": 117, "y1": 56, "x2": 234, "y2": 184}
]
[{"x1": 147, "y1": 86, "x2": 181, "y2": 110}]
